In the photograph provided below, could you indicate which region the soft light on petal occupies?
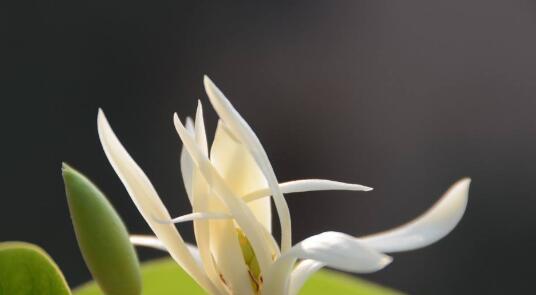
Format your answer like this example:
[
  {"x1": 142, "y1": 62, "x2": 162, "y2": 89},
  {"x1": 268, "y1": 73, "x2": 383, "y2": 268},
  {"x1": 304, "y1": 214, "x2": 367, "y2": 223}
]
[
  {"x1": 191, "y1": 169, "x2": 230, "y2": 293},
  {"x1": 211, "y1": 120, "x2": 272, "y2": 232},
  {"x1": 360, "y1": 178, "x2": 471, "y2": 253},
  {"x1": 264, "y1": 232, "x2": 392, "y2": 294},
  {"x1": 174, "y1": 113, "x2": 274, "y2": 275},
  {"x1": 204, "y1": 76, "x2": 292, "y2": 252},
  {"x1": 284, "y1": 232, "x2": 392, "y2": 273},
  {"x1": 97, "y1": 110, "x2": 218, "y2": 294}
]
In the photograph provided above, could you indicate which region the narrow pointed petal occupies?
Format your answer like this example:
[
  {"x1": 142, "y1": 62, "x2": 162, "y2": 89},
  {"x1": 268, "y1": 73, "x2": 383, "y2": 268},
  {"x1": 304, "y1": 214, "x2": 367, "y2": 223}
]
[
  {"x1": 360, "y1": 178, "x2": 471, "y2": 253},
  {"x1": 211, "y1": 121, "x2": 271, "y2": 232},
  {"x1": 196, "y1": 118, "x2": 256, "y2": 295},
  {"x1": 242, "y1": 179, "x2": 373, "y2": 202},
  {"x1": 155, "y1": 212, "x2": 232, "y2": 224},
  {"x1": 97, "y1": 110, "x2": 218, "y2": 294},
  {"x1": 129, "y1": 235, "x2": 202, "y2": 267},
  {"x1": 264, "y1": 232, "x2": 392, "y2": 294},
  {"x1": 195, "y1": 101, "x2": 209, "y2": 156},
  {"x1": 180, "y1": 118, "x2": 196, "y2": 203},
  {"x1": 174, "y1": 113, "x2": 273, "y2": 274},
  {"x1": 180, "y1": 116, "x2": 229, "y2": 292},
  {"x1": 191, "y1": 170, "x2": 230, "y2": 293},
  {"x1": 204, "y1": 76, "x2": 292, "y2": 252}
]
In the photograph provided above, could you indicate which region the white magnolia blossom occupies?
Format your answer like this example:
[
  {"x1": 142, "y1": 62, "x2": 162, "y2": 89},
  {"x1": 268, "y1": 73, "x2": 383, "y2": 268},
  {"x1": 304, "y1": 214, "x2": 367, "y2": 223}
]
[{"x1": 97, "y1": 76, "x2": 470, "y2": 295}]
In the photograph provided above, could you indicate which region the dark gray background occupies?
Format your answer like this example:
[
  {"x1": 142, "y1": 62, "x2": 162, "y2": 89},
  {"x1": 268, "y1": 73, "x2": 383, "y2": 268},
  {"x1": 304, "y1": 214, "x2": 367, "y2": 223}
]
[{"x1": 3, "y1": 1, "x2": 536, "y2": 294}]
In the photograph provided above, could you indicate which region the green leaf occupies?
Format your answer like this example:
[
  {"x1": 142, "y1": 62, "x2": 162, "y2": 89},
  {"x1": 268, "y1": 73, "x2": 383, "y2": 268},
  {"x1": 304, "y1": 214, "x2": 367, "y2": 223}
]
[
  {"x1": 300, "y1": 269, "x2": 405, "y2": 295},
  {"x1": 0, "y1": 242, "x2": 71, "y2": 295},
  {"x1": 73, "y1": 258, "x2": 404, "y2": 295},
  {"x1": 73, "y1": 259, "x2": 204, "y2": 295},
  {"x1": 62, "y1": 163, "x2": 141, "y2": 295}
]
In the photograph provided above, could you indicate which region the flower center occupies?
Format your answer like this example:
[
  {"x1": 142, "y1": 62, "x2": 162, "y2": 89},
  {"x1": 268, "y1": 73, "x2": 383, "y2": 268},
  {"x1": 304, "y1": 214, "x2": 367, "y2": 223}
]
[{"x1": 236, "y1": 228, "x2": 262, "y2": 292}]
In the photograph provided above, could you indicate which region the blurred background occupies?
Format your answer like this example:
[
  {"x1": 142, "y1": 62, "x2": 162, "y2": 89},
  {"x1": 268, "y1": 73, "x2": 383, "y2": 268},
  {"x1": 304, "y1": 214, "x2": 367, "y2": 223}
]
[{"x1": 3, "y1": 1, "x2": 536, "y2": 294}]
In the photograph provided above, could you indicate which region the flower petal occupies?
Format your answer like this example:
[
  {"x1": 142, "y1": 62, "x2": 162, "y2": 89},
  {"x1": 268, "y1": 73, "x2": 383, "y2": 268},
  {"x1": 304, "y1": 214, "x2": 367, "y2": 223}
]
[
  {"x1": 288, "y1": 260, "x2": 324, "y2": 295},
  {"x1": 264, "y1": 232, "x2": 392, "y2": 294},
  {"x1": 129, "y1": 235, "x2": 202, "y2": 267},
  {"x1": 360, "y1": 178, "x2": 471, "y2": 253},
  {"x1": 174, "y1": 113, "x2": 274, "y2": 275},
  {"x1": 204, "y1": 76, "x2": 292, "y2": 252},
  {"x1": 97, "y1": 110, "x2": 218, "y2": 294},
  {"x1": 211, "y1": 120, "x2": 271, "y2": 232},
  {"x1": 242, "y1": 179, "x2": 372, "y2": 202},
  {"x1": 189, "y1": 104, "x2": 232, "y2": 293},
  {"x1": 194, "y1": 101, "x2": 209, "y2": 156},
  {"x1": 191, "y1": 178, "x2": 231, "y2": 293},
  {"x1": 284, "y1": 232, "x2": 392, "y2": 273},
  {"x1": 155, "y1": 212, "x2": 232, "y2": 224},
  {"x1": 180, "y1": 118, "x2": 195, "y2": 203}
]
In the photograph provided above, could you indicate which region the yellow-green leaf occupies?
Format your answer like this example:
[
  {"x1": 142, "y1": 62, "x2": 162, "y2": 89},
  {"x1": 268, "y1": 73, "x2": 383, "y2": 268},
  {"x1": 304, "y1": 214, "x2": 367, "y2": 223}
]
[
  {"x1": 0, "y1": 242, "x2": 71, "y2": 295},
  {"x1": 300, "y1": 269, "x2": 405, "y2": 295},
  {"x1": 73, "y1": 259, "x2": 205, "y2": 295},
  {"x1": 73, "y1": 258, "x2": 404, "y2": 295},
  {"x1": 63, "y1": 163, "x2": 141, "y2": 295}
]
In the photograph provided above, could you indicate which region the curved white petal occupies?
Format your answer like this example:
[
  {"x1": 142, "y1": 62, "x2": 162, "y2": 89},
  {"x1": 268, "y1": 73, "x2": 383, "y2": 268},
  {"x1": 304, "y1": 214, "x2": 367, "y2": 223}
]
[
  {"x1": 288, "y1": 260, "x2": 324, "y2": 295},
  {"x1": 285, "y1": 232, "x2": 392, "y2": 273},
  {"x1": 191, "y1": 170, "x2": 230, "y2": 293},
  {"x1": 97, "y1": 110, "x2": 218, "y2": 294},
  {"x1": 204, "y1": 76, "x2": 292, "y2": 252},
  {"x1": 190, "y1": 104, "x2": 232, "y2": 293},
  {"x1": 264, "y1": 232, "x2": 392, "y2": 294},
  {"x1": 180, "y1": 118, "x2": 195, "y2": 203},
  {"x1": 154, "y1": 212, "x2": 232, "y2": 224},
  {"x1": 360, "y1": 178, "x2": 471, "y2": 253},
  {"x1": 211, "y1": 120, "x2": 271, "y2": 232},
  {"x1": 242, "y1": 179, "x2": 373, "y2": 203},
  {"x1": 129, "y1": 235, "x2": 202, "y2": 267},
  {"x1": 174, "y1": 113, "x2": 273, "y2": 275}
]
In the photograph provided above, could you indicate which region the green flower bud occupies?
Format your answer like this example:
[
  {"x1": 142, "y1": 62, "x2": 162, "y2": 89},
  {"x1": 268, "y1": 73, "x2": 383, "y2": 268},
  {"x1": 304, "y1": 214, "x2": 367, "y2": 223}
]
[{"x1": 62, "y1": 163, "x2": 141, "y2": 295}]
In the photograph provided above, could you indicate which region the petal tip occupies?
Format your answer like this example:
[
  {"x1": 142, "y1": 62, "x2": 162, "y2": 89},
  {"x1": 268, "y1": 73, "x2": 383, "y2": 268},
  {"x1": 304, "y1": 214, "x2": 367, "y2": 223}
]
[
  {"x1": 445, "y1": 177, "x2": 471, "y2": 203},
  {"x1": 173, "y1": 112, "x2": 181, "y2": 124},
  {"x1": 380, "y1": 255, "x2": 393, "y2": 268},
  {"x1": 203, "y1": 75, "x2": 212, "y2": 85},
  {"x1": 458, "y1": 177, "x2": 472, "y2": 187}
]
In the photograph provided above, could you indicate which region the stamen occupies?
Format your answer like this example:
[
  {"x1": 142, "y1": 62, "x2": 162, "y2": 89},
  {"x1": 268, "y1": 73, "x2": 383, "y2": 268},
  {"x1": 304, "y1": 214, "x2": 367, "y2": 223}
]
[{"x1": 236, "y1": 228, "x2": 263, "y2": 292}]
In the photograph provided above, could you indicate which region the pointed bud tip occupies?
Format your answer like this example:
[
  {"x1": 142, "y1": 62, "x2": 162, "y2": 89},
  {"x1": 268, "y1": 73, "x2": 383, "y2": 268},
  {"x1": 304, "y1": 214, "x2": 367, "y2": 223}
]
[{"x1": 61, "y1": 162, "x2": 76, "y2": 177}]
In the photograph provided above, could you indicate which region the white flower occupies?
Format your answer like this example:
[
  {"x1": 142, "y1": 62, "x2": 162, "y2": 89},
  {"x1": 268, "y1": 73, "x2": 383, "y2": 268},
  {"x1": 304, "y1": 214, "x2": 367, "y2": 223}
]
[{"x1": 97, "y1": 76, "x2": 470, "y2": 295}]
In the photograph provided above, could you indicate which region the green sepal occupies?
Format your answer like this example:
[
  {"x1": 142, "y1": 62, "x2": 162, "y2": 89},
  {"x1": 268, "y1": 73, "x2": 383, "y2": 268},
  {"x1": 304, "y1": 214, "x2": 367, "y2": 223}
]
[
  {"x1": 62, "y1": 163, "x2": 141, "y2": 295},
  {"x1": 0, "y1": 242, "x2": 72, "y2": 295}
]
